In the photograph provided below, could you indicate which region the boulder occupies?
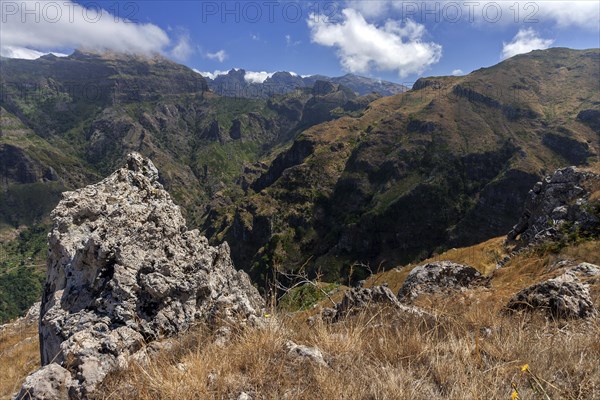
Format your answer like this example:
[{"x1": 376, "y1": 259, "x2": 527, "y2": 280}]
[
  {"x1": 285, "y1": 340, "x2": 327, "y2": 367},
  {"x1": 335, "y1": 286, "x2": 400, "y2": 318},
  {"x1": 330, "y1": 285, "x2": 425, "y2": 322},
  {"x1": 506, "y1": 272, "x2": 596, "y2": 319},
  {"x1": 565, "y1": 262, "x2": 600, "y2": 281},
  {"x1": 17, "y1": 153, "x2": 264, "y2": 399},
  {"x1": 507, "y1": 167, "x2": 600, "y2": 246},
  {"x1": 14, "y1": 364, "x2": 73, "y2": 400},
  {"x1": 398, "y1": 261, "x2": 487, "y2": 302}
]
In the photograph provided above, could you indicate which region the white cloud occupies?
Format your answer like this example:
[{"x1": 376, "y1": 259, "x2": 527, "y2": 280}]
[
  {"x1": 344, "y1": 1, "x2": 599, "y2": 30},
  {"x1": 170, "y1": 34, "x2": 194, "y2": 61},
  {"x1": 1, "y1": 1, "x2": 171, "y2": 57},
  {"x1": 0, "y1": 46, "x2": 68, "y2": 60},
  {"x1": 245, "y1": 71, "x2": 276, "y2": 84},
  {"x1": 206, "y1": 50, "x2": 227, "y2": 62},
  {"x1": 192, "y1": 69, "x2": 301, "y2": 84},
  {"x1": 193, "y1": 69, "x2": 230, "y2": 80},
  {"x1": 285, "y1": 34, "x2": 301, "y2": 47},
  {"x1": 307, "y1": 9, "x2": 442, "y2": 77},
  {"x1": 501, "y1": 28, "x2": 554, "y2": 60},
  {"x1": 451, "y1": 69, "x2": 464, "y2": 76},
  {"x1": 535, "y1": 1, "x2": 599, "y2": 30}
]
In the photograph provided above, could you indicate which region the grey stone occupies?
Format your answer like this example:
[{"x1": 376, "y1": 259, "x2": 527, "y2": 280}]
[
  {"x1": 17, "y1": 153, "x2": 264, "y2": 399},
  {"x1": 13, "y1": 364, "x2": 73, "y2": 400},
  {"x1": 237, "y1": 392, "x2": 253, "y2": 400},
  {"x1": 332, "y1": 285, "x2": 426, "y2": 321},
  {"x1": 506, "y1": 273, "x2": 596, "y2": 319},
  {"x1": 398, "y1": 261, "x2": 487, "y2": 302},
  {"x1": 24, "y1": 302, "x2": 41, "y2": 322},
  {"x1": 567, "y1": 262, "x2": 600, "y2": 280},
  {"x1": 285, "y1": 340, "x2": 327, "y2": 367}
]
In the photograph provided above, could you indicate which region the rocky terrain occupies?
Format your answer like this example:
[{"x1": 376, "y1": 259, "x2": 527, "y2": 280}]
[
  {"x1": 3, "y1": 160, "x2": 599, "y2": 399},
  {"x1": 14, "y1": 154, "x2": 264, "y2": 399},
  {"x1": 508, "y1": 166, "x2": 600, "y2": 247}
]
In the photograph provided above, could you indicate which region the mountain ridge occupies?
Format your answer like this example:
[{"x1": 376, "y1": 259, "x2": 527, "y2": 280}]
[
  {"x1": 202, "y1": 68, "x2": 408, "y2": 98},
  {"x1": 0, "y1": 47, "x2": 598, "y2": 320}
]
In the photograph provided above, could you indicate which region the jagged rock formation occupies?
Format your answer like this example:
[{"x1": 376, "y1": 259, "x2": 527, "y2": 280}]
[
  {"x1": 506, "y1": 263, "x2": 599, "y2": 319},
  {"x1": 398, "y1": 262, "x2": 487, "y2": 302},
  {"x1": 15, "y1": 153, "x2": 264, "y2": 399},
  {"x1": 507, "y1": 167, "x2": 600, "y2": 246}
]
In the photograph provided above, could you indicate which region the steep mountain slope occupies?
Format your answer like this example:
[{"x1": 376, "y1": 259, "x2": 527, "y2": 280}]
[
  {"x1": 0, "y1": 51, "x2": 374, "y2": 225},
  {"x1": 203, "y1": 48, "x2": 600, "y2": 285},
  {"x1": 0, "y1": 50, "x2": 377, "y2": 321}
]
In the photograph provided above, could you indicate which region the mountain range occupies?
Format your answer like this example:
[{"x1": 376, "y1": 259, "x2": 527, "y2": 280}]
[
  {"x1": 0, "y1": 47, "x2": 598, "y2": 320},
  {"x1": 202, "y1": 69, "x2": 409, "y2": 98}
]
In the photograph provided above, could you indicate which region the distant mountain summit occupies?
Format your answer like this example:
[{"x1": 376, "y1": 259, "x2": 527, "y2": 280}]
[{"x1": 201, "y1": 69, "x2": 408, "y2": 98}]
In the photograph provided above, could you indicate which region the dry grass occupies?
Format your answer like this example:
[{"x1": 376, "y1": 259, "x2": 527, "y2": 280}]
[
  {"x1": 2, "y1": 239, "x2": 599, "y2": 399},
  {"x1": 363, "y1": 237, "x2": 508, "y2": 295},
  {"x1": 0, "y1": 321, "x2": 39, "y2": 398},
  {"x1": 96, "y1": 239, "x2": 600, "y2": 400},
  {"x1": 97, "y1": 302, "x2": 600, "y2": 400}
]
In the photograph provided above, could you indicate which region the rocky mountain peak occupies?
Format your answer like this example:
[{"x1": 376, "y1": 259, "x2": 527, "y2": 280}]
[{"x1": 16, "y1": 153, "x2": 264, "y2": 399}]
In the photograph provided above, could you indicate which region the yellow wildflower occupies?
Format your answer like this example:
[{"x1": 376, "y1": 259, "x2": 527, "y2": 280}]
[
  {"x1": 521, "y1": 364, "x2": 529, "y2": 372},
  {"x1": 511, "y1": 390, "x2": 519, "y2": 400}
]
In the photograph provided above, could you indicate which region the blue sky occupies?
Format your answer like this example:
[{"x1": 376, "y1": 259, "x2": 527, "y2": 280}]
[{"x1": 1, "y1": 1, "x2": 599, "y2": 84}]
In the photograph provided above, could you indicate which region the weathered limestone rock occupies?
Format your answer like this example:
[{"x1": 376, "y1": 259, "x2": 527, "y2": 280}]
[
  {"x1": 329, "y1": 285, "x2": 426, "y2": 322},
  {"x1": 507, "y1": 167, "x2": 600, "y2": 246},
  {"x1": 336, "y1": 286, "x2": 400, "y2": 318},
  {"x1": 16, "y1": 153, "x2": 264, "y2": 399},
  {"x1": 506, "y1": 271, "x2": 596, "y2": 319},
  {"x1": 285, "y1": 340, "x2": 327, "y2": 366},
  {"x1": 565, "y1": 262, "x2": 600, "y2": 282},
  {"x1": 398, "y1": 261, "x2": 487, "y2": 302},
  {"x1": 14, "y1": 364, "x2": 73, "y2": 400}
]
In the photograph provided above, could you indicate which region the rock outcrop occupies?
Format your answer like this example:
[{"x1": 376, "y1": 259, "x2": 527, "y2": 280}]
[
  {"x1": 398, "y1": 262, "x2": 488, "y2": 302},
  {"x1": 507, "y1": 167, "x2": 600, "y2": 246},
  {"x1": 16, "y1": 153, "x2": 264, "y2": 399},
  {"x1": 323, "y1": 286, "x2": 426, "y2": 322},
  {"x1": 334, "y1": 286, "x2": 401, "y2": 320},
  {"x1": 506, "y1": 264, "x2": 598, "y2": 319}
]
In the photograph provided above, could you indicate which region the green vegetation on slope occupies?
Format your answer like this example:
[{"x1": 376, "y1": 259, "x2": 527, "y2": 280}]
[
  {"x1": 0, "y1": 225, "x2": 48, "y2": 322},
  {"x1": 203, "y1": 48, "x2": 600, "y2": 288}
]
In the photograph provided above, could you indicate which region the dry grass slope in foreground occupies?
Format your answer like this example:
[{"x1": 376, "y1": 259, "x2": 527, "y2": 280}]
[
  {"x1": 0, "y1": 322, "x2": 39, "y2": 398},
  {"x1": 95, "y1": 240, "x2": 600, "y2": 400},
  {"x1": 97, "y1": 309, "x2": 599, "y2": 400}
]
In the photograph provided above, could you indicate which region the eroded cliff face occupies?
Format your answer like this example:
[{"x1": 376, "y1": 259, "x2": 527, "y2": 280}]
[{"x1": 16, "y1": 153, "x2": 264, "y2": 399}]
